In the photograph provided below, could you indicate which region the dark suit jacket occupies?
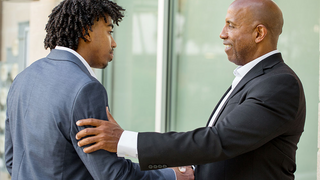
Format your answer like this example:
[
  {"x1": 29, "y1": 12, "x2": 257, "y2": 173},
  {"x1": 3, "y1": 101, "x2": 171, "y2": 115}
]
[
  {"x1": 137, "y1": 53, "x2": 306, "y2": 180},
  {"x1": 5, "y1": 49, "x2": 174, "y2": 180}
]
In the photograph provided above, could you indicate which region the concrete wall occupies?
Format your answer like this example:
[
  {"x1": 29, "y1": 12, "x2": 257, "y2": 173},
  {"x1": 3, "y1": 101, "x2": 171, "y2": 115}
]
[{"x1": 29, "y1": 0, "x2": 60, "y2": 65}]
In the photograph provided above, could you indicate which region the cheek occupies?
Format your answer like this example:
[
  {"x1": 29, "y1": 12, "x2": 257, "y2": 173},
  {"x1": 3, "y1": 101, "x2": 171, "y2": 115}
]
[
  {"x1": 235, "y1": 36, "x2": 250, "y2": 50},
  {"x1": 108, "y1": 36, "x2": 113, "y2": 46},
  {"x1": 100, "y1": 36, "x2": 111, "y2": 48}
]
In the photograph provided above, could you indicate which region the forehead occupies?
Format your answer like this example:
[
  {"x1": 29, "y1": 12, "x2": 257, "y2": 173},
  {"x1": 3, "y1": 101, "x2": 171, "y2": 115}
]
[
  {"x1": 102, "y1": 15, "x2": 113, "y2": 25},
  {"x1": 105, "y1": 15, "x2": 112, "y2": 22},
  {"x1": 225, "y1": 4, "x2": 252, "y2": 25}
]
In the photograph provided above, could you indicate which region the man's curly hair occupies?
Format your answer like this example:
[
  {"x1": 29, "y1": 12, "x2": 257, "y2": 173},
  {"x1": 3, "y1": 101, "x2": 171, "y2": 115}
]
[{"x1": 44, "y1": 0, "x2": 125, "y2": 50}]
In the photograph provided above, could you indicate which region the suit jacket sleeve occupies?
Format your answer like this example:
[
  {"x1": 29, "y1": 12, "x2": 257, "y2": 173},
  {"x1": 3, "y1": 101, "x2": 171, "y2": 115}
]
[
  {"x1": 5, "y1": 85, "x2": 14, "y2": 175},
  {"x1": 71, "y1": 81, "x2": 175, "y2": 180},
  {"x1": 5, "y1": 110, "x2": 13, "y2": 175},
  {"x1": 138, "y1": 72, "x2": 305, "y2": 170}
]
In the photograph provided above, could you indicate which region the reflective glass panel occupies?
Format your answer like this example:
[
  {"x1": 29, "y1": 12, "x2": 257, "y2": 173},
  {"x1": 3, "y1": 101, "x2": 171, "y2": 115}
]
[{"x1": 106, "y1": 0, "x2": 158, "y2": 132}]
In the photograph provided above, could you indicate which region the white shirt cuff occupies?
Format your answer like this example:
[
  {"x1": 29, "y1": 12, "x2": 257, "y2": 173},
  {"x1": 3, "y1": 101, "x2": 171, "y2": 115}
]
[{"x1": 117, "y1": 130, "x2": 138, "y2": 158}]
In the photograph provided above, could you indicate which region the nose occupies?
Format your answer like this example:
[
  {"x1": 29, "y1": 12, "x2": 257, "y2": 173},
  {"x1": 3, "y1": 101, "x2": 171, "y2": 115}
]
[
  {"x1": 220, "y1": 25, "x2": 227, "y2": 40},
  {"x1": 111, "y1": 36, "x2": 117, "y2": 48}
]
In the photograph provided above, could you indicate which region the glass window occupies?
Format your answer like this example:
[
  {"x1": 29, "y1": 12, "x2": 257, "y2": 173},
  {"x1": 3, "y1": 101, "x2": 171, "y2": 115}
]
[
  {"x1": 105, "y1": 0, "x2": 159, "y2": 132},
  {"x1": 168, "y1": 0, "x2": 235, "y2": 131}
]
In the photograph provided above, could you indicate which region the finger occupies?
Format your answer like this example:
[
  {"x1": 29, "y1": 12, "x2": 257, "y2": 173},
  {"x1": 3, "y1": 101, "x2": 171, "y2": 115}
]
[
  {"x1": 77, "y1": 136, "x2": 99, "y2": 147},
  {"x1": 83, "y1": 143, "x2": 101, "y2": 154},
  {"x1": 106, "y1": 107, "x2": 117, "y2": 124},
  {"x1": 106, "y1": 107, "x2": 112, "y2": 121},
  {"x1": 76, "y1": 118, "x2": 104, "y2": 127},
  {"x1": 76, "y1": 127, "x2": 99, "y2": 140}
]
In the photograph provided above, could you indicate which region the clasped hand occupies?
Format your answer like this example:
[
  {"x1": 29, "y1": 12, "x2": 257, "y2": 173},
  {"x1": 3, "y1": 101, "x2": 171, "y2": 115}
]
[{"x1": 172, "y1": 166, "x2": 195, "y2": 180}]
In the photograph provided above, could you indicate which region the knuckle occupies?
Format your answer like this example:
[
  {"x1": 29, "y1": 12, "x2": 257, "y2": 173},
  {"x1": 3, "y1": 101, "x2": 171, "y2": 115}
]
[{"x1": 100, "y1": 133, "x2": 107, "y2": 139}]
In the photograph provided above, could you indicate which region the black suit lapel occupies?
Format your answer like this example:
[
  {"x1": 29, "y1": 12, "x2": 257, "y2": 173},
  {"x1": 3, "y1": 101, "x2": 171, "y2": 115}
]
[
  {"x1": 228, "y1": 53, "x2": 283, "y2": 100},
  {"x1": 209, "y1": 53, "x2": 283, "y2": 126}
]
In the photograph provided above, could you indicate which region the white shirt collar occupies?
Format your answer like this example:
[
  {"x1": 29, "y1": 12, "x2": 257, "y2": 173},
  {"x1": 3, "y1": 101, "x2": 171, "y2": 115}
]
[
  {"x1": 55, "y1": 46, "x2": 97, "y2": 79},
  {"x1": 233, "y1": 50, "x2": 280, "y2": 78}
]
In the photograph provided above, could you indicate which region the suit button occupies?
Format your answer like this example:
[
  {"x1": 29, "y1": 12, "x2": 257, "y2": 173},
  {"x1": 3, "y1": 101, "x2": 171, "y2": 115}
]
[
  {"x1": 148, "y1": 165, "x2": 153, "y2": 169},
  {"x1": 153, "y1": 165, "x2": 158, "y2": 169},
  {"x1": 163, "y1": 165, "x2": 167, "y2": 168},
  {"x1": 158, "y1": 165, "x2": 163, "y2": 168}
]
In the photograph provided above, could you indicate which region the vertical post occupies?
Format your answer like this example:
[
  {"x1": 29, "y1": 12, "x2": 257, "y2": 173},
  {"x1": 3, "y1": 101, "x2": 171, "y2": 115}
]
[
  {"x1": 0, "y1": 1, "x2": 2, "y2": 62},
  {"x1": 318, "y1": 17, "x2": 320, "y2": 180},
  {"x1": 318, "y1": 59, "x2": 320, "y2": 180},
  {"x1": 155, "y1": 0, "x2": 168, "y2": 133}
]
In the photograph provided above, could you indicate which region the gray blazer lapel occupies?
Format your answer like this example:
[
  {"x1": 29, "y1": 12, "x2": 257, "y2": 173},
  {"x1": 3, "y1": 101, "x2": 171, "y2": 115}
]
[
  {"x1": 212, "y1": 53, "x2": 283, "y2": 126},
  {"x1": 46, "y1": 49, "x2": 92, "y2": 77}
]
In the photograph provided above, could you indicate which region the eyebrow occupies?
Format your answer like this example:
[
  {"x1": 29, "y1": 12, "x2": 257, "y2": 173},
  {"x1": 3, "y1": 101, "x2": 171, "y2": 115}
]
[
  {"x1": 226, "y1": 20, "x2": 233, "y2": 24},
  {"x1": 107, "y1": 24, "x2": 114, "y2": 29},
  {"x1": 226, "y1": 20, "x2": 237, "y2": 26}
]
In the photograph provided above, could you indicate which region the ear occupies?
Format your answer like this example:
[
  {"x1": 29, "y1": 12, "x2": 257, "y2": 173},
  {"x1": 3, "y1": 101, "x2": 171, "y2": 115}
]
[
  {"x1": 254, "y1": 25, "x2": 267, "y2": 43},
  {"x1": 82, "y1": 28, "x2": 92, "y2": 42}
]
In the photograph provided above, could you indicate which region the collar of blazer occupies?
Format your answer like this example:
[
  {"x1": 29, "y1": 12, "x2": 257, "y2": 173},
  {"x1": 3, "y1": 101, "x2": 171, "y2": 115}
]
[
  {"x1": 210, "y1": 53, "x2": 283, "y2": 127},
  {"x1": 228, "y1": 53, "x2": 283, "y2": 100},
  {"x1": 46, "y1": 49, "x2": 92, "y2": 78}
]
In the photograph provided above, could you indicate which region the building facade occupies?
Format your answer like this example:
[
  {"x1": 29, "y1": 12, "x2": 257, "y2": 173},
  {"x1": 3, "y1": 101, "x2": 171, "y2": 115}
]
[{"x1": 0, "y1": 0, "x2": 319, "y2": 179}]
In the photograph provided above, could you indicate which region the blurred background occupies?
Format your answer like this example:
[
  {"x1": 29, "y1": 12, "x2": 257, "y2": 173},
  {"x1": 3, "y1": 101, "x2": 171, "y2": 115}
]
[{"x1": 0, "y1": 0, "x2": 319, "y2": 179}]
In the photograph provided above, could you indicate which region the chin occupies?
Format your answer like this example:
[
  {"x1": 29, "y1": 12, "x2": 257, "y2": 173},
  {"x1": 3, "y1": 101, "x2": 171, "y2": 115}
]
[
  {"x1": 103, "y1": 61, "x2": 110, "y2": 69},
  {"x1": 92, "y1": 63, "x2": 108, "y2": 69},
  {"x1": 227, "y1": 56, "x2": 239, "y2": 65},
  {"x1": 227, "y1": 57, "x2": 235, "y2": 63},
  {"x1": 100, "y1": 64, "x2": 108, "y2": 69}
]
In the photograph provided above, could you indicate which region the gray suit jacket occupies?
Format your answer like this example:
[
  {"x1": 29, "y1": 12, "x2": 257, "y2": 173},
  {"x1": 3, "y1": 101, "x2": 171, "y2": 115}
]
[
  {"x1": 138, "y1": 53, "x2": 306, "y2": 180},
  {"x1": 5, "y1": 49, "x2": 175, "y2": 180}
]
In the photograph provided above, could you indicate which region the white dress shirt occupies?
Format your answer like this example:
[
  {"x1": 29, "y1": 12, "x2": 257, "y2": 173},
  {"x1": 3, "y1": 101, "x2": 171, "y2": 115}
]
[
  {"x1": 55, "y1": 46, "x2": 97, "y2": 79},
  {"x1": 117, "y1": 50, "x2": 280, "y2": 159}
]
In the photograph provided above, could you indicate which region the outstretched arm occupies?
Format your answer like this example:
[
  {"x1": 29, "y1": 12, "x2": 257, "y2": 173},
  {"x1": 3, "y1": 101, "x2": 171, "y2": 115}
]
[{"x1": 76, "y1": 109, "x2": 195, "y2": 180}]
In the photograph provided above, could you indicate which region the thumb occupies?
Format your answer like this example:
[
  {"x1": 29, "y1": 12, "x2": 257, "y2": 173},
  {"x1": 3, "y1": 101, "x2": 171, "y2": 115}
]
[{"x1": 106, "y1": 106, "x2": 118, "y2": 124}]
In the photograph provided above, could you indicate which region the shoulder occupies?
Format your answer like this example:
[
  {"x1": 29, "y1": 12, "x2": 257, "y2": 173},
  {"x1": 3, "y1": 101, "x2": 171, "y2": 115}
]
[
  {"x1": 246, "y1": 65, "x2": 305, "y2": 109},
  {"x1": 76, "y1": 80, "x2": 106, "y2": 97}
]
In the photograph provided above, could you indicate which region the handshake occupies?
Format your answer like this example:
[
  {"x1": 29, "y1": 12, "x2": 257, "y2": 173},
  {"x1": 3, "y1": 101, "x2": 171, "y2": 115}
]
[{"x1": 171, "y1": 166, "x2": 194, "y2": 180}]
